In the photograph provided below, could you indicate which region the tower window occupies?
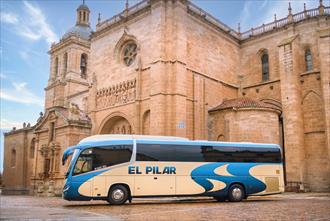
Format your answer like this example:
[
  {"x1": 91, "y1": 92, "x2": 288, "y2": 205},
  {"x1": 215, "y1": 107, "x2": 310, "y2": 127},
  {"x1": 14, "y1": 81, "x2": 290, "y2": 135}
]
[
  {"x1": 11, "y1": 149, "x2": 16, "y2": 167},
  {"x1": 63, "y1": 53, "x2": 68, "y2": 75},
  {"x1": 54, "y1": 57, "x2": 59, "y2": 79},
  {"x1": 305, "y1": 49, "x2": 313, "y2": 72},
  {"x1": 261, "y1": 53, "x2": 269, "y2": 82},
  {"x1": 80, "y1": 53, "x2": 87, "y2": 79}
]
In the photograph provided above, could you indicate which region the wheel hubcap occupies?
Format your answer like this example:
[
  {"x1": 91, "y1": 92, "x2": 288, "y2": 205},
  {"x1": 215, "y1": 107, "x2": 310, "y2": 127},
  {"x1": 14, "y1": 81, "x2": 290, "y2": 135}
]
[
  {"x1": 112, "y1": 189, "x2": 124, "y2": 201},
  {"x1": 232, "y1": 187, "x2": 242, "y2": 200}
]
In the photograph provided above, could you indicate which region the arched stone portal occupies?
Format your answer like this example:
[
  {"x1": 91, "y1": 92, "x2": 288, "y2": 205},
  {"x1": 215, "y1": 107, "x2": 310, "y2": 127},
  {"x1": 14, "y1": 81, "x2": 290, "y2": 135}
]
[{"x1": 99, "y1": 116, "x2": 133, "y2": 134}]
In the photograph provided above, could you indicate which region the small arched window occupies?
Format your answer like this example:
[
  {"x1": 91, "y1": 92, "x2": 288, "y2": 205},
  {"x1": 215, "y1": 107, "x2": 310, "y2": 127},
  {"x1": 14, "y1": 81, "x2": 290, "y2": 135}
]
[
  {"x1": 80, "y1": 53, "x2": 87, "y2": 79},
  {"x1": 54, "y1": 57, "x2": 59, "y2": 79},
  {"x1": 11, "y1": 149, "x2": 16, "y2": 167},
  {"x1": 261, "y1": 53, "x2": 269, "y2": 82},
  {"x1": 63, "y1": 53, "x2": 68, "y2": 75},
  {"x1": 305, "y1": 49, "x2": 313, "y2": 72}
]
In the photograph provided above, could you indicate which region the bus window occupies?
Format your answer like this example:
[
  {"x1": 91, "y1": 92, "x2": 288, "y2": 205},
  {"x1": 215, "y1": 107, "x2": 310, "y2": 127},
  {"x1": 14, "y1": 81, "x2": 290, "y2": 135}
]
[
  {"x1": 73, "y1": 145, "x2": 133, "y2": 176},
  {"x1": 201, "y1": 146, "x2": 281, "y2": 163},
  {"x1": 92, "y1": 145, "x2": 133, "y2": 169},
  {"x1": 136, "y1": 144, "x2": 204, "y2": 162}
]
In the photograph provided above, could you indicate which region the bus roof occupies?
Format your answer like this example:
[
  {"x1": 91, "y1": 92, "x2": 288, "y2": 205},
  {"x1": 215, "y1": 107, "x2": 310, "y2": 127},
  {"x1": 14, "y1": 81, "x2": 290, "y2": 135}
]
[
  {"x1": 78, "y1": 134, "x2": 189, "y2": 144},
  {"x1": 75, "y1": 134, "x2": 280, "y2": 149}
]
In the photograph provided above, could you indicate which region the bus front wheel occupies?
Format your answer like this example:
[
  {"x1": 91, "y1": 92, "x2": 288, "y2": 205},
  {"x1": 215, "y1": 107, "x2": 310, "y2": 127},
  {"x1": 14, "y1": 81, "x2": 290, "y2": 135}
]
[
  {"x1": 108, "y1": 185, "x2": 129, "y2": 205},
  {"x1": 228, "y1": 184, "x2": 245, "y2": 202}
]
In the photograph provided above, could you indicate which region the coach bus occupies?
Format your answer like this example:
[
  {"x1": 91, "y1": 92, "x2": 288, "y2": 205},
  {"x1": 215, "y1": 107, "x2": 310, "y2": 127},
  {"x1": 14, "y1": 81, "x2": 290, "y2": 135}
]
[{"x1": 62, "y1": 135, "x2": 284, "y2": 204}]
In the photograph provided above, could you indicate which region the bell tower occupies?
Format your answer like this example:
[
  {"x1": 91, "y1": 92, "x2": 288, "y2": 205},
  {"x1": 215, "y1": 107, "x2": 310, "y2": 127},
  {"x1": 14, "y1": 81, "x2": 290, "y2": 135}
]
[{"x1": 44, "y1": 1, "x2": 92, "y2": 110}]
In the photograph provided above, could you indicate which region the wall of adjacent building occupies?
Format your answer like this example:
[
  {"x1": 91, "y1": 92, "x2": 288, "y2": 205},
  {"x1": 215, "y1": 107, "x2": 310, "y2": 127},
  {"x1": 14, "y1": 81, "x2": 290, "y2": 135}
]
[{"x1": 3, "y1": 128, "x2": 35, "y2": 194}]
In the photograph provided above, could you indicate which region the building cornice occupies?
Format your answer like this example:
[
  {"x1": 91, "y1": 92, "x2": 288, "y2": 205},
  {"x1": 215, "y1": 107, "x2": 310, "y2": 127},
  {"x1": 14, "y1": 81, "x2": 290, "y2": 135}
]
[{"x1": 49, "y1": 36, "x2": 91, "y2": 54}]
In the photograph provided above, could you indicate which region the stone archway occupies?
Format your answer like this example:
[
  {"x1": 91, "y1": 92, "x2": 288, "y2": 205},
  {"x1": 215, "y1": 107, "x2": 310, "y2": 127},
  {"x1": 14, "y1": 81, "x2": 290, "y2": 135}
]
[{"x1": 99, "y1": 116, "x2": 133, "y2": 134}]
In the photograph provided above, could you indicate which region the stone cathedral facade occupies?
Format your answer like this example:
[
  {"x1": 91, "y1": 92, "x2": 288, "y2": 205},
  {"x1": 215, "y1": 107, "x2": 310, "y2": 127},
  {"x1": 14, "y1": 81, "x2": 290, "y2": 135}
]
[{"x1": 3, "y1": 0, "x2": 330, "y2": 195}]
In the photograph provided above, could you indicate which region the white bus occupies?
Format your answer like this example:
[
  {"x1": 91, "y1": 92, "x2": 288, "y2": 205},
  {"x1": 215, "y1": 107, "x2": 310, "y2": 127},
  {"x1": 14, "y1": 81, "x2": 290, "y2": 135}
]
[{"x1": 62, "y1": 135, "x2": 284, "y2": 204}]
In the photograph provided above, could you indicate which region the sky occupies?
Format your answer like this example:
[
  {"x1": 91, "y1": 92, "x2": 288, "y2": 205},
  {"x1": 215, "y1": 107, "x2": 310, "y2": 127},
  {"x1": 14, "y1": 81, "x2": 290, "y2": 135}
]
[{"x1": 0, "y1": 0, "x2": 322, "y2": 172}]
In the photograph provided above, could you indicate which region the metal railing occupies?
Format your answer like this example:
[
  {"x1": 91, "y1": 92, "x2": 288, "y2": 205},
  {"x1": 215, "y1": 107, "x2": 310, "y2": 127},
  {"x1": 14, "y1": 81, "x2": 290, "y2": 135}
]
[
  {"x1": 240, "y1": 6, "x2": 330, "y2": 40},
  {"x1": 96, "y1": 0, "x2": 150, "y2": 31},
  {"x1": 95, "y1": 0, "x2": 329, "y2": 41}
]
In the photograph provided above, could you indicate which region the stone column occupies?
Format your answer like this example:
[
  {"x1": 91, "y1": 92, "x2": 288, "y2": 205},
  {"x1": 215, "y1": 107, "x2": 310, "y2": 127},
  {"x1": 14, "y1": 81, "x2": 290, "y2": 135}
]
[
  {"x1": 318, "y1": 28, "x2": 330, "y2": 164},
  {"x1": 278, "y1": 35, "x2": 306, "y2": 191},
  {"x1": 171, "y1": 0, "x2": 188, "y2": 138},
  {"x1": 149, "y1": 0, "x2": 167, "y2": 136}
]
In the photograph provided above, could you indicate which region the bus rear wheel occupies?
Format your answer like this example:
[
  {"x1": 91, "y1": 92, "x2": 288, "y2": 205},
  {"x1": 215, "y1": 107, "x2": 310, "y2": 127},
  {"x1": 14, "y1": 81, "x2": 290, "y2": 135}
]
[
  {"x1": 108, "y1": 185, "x2": 129, "y2": 205},
  {"x1": 228, "y1": 184, "x2": 245, "y2": 202}
]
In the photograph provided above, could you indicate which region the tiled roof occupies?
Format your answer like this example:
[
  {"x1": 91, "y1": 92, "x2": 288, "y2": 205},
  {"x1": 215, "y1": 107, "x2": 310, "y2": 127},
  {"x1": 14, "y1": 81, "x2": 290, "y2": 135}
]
[{"x1": 209, "y1": 97, "x2": 281, "y2": 112}]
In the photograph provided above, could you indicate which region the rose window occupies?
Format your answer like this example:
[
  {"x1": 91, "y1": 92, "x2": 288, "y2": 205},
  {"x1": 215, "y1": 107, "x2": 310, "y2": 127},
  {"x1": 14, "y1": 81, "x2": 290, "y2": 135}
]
[{"x1": 123, "y1": 42, "x2": 137, "y2": 66}]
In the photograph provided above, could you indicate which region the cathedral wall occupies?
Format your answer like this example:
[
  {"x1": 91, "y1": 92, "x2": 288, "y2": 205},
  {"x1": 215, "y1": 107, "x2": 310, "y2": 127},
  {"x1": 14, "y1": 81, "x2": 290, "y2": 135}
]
[
  {"x1": 90, "y1": 10, "x2": 161, "y2": 89},
  {"x1": 185, "y1": 13, "x2": 240, "y2": 86},
  {"x1": 240, "y1": 17, "x2": 329, "y2": 191},
  {"x1": 173, "y1": 2, "x2": 240, "y2": 139}
]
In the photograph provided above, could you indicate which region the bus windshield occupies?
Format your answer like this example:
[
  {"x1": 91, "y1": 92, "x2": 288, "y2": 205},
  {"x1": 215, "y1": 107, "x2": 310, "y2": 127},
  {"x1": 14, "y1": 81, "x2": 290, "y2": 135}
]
[
  {"x1": 65, "y1": 149, "x2": 80, "y2": 178},
  {"x1": 72, "y1": 145, "x2": 133, "y2": 176}
]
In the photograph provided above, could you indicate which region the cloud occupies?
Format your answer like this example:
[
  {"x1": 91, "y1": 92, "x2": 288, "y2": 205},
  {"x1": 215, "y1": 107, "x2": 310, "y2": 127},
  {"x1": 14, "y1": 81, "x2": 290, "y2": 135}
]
[
  {"x1": 3, "y1": 1, "x2": 58, "y2": 45},
  {"x1": 0, "y1": 12, "x2": 18, "y2": 24},
  {"x1": 21, "y1": 1, "x2": 58, "y2": 44},
  {"x1": 0, "y1": 73, "x2": 7, "y2": 79},
  {"x1": 19, "y1": 51, "x2": 29, "y2": 61},
  {"x1": 0, "y1": 119, "x2": 22, "y2": 130},
  {"x1": 0, "y1": 81, "x2": 43, "y2": 106}
]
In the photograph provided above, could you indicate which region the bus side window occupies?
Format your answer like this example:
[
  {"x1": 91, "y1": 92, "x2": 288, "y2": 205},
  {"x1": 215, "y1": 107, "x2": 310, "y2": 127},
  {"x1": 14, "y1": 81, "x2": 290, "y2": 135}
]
[{"x1": 92, "y1": 145, "x2": 133, "y2": 169}]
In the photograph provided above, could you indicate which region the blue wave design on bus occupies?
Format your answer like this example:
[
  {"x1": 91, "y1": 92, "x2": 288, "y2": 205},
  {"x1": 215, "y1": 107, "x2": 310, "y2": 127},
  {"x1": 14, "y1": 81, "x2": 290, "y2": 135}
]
[
  {"x1": 63, "y1": 169, "x2": 109, "y2": 201},
  {"x1": 190, "y1": 163, "x2": 267, "y2": 196}
]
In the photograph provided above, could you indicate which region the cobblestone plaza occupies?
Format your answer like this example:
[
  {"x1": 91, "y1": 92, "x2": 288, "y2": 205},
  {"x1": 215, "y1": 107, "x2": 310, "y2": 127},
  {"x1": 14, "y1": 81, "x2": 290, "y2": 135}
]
[{"x1": 1, "y1": 193, "x2": 330, "y2": 220}]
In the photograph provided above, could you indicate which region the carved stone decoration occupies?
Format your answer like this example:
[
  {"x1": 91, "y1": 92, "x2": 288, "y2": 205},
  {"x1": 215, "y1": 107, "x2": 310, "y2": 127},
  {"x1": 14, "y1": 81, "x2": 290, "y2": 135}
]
[
  {"x1": 39, "y1": 144, "x2": 49, "y2": 157},
  {"x1": 96, "y1": 78, "x2": 136, "y2": 109},
  {"x1": 69, "y1": 103, "x2": 80, "y2": 120}
]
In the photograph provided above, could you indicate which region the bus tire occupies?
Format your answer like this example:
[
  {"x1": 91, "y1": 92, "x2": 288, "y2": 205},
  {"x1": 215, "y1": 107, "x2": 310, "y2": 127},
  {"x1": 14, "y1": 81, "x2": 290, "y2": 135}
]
[
  {"x1": 228, "y1": 184, "x2": 245, "y2": 202},
  {"x1": 108, "y1": 185, "x2": 129, "y2": 205}
]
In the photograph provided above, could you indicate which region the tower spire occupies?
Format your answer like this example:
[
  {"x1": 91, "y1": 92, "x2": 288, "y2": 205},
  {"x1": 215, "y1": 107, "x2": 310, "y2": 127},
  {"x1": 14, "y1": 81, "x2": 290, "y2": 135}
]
[
  {"x1": 319, "y1": 0, "x2": 325, "y2": 15},
  {"x1": 98, "y1": 13, "x2": 101, "y2": 25},
  {"x1": 288, "y1": 2, "x2": 292, "y2": 15}
]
